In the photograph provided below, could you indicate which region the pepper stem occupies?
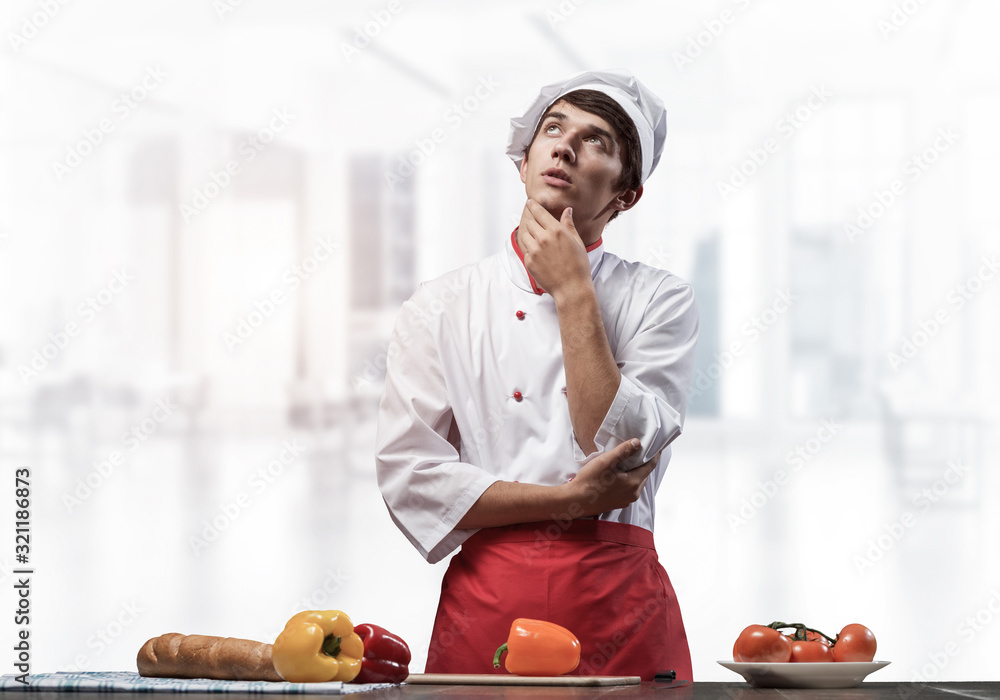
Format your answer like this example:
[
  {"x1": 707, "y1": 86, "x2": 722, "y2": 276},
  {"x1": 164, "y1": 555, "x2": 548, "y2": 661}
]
[
  {"x1": 493, "y1": 643, "x2": 508, "y2": 669},
  {"x1": 321, "y1": 634, "x2": 342, "y2": 658}
]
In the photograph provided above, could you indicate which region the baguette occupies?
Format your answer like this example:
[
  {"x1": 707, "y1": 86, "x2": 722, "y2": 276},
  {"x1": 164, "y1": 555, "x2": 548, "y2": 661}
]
[{"x1": 137, "y1": 632, "x2": 283, "y2": 682}]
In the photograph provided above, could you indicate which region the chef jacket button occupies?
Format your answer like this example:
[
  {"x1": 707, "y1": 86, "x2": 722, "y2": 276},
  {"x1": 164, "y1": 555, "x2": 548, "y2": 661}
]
[
  {"x1": 515, "y1": 310, "x2": 525, "y2": 319},
  {"x1": 513, "y1": 391, "x2": 523, "y2": 402}
]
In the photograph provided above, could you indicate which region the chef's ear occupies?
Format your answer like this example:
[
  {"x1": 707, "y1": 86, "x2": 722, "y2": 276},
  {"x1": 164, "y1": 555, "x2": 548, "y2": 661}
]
[
  {"x1": 614, "y1": 185, "x2": 643, "y2": 212},
  {"x1": 519, "y1": 154, "x2": 529, "y2": 184}
]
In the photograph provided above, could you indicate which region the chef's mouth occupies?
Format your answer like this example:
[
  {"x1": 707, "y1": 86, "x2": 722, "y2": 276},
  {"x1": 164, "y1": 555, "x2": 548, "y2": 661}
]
[{"x1": 541, "y1": 168, "x2": 571, "y2": 183}]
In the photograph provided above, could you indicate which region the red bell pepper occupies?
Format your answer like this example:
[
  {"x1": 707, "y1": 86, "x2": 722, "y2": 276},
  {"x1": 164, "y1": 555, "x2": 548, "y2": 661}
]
[{"x1": 350, "y1": 623, "x2": 411, "y2": 684}]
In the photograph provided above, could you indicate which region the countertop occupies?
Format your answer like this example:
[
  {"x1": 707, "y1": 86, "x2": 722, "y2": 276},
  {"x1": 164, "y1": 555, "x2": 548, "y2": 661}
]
[{"x1": 2, "y1": 682, "x2": 998, "y2": 699}]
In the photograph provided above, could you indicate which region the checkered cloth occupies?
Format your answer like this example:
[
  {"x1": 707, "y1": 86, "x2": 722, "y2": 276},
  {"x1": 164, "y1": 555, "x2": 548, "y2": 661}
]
[{"x1": 0, "y1": 671, "x2": 396, "y2": 694}]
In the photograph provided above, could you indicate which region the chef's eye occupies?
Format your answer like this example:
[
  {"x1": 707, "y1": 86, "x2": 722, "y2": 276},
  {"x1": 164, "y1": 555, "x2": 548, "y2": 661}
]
[{"x1": 545, "y1": 123, "x2": 561, "y2": 134}]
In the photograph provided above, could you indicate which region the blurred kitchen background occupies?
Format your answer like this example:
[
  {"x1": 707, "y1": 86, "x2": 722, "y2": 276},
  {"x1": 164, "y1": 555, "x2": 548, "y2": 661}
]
[{"x1": 1, "y1": 0, "x2": 998, "y2": 682}]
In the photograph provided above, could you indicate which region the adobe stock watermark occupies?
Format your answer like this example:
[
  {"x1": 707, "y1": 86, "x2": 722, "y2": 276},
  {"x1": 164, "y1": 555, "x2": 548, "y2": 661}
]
[
  {"x1": 728, "y1": 418, "x2": 842, "y2": 532},
  {"x1": 878, "y1": 0, "x2": 931, "y2": 40},
  {"x1": 341, "y1": 0, "x2": 408, "y2": 63},
  {"x1": 717, "y1": 85, "x2": 832, "y2": 201},
  {"x1": 59, "y1": 599, "x2": 146, "y2": 673},
  {"x1": 17, "y1": 268, "x2": 134, "y2": 384},
  {"x1": 259, "y1": 567, "x2": 352, "y2": 643},
  {"x1": 223, "y1": 236, "x2": 340, "y2": 353},
  {"x1": 180, "y1": 106, "x2": 295, "y2": 224},
  {"x1": 519, "y1": 446, "x2": 664, "y2": 566},
  {"x1": 853, "y1": 459, "x2": 971, "y2": 575},
  {"x1": 900, "y1": 587, "x2": 1000, "y2": 690},
  {"x1": 0, "y1": 556, "x2": 15, "y2": 587},
  {"x1": 688, "y1": 288, "x2": 797, "y2": 400},
  {"x1": 578, "y1": 597, "x2": 663, "y2": 674},
  {"x1": 844, "y1": 126, "x2": 959, "y2": 242},
  {"x1": 627, "y1": 243, "x2": 677, "y2": 291},
  {"x1": 546, "y1": 0, "x2": 588, "y2": 25},
  {"x1": 673, "y1": 0, "x2": 754, "y2": 73},
  {"x1": 213, "y1": 0, "x2": 246, "y2": 20},
  {"x1": 62, "y1": 397, "x2": 178, "y2": 514},
  {"x1": 286, "y1": 568, "x2": 351, "y2": 616},
  {"x1": 642, "y1": 244, "x2": 673, "y2": 270},
  {"x1": 470, "y1": 406, "x2": 510, "y2": 452},
  {"x1": 7, "y1": 0, "x2": 71, "y2": 53},
  {"x1": 352, "y1": 276, "x2": 468, "y2": 391},
  {"x1": 384, "y1": 76, "x2": 499, "y2": 191},
  {"x1": 886, "y1": 253, "x2": 998, "y2": 371},
  {"x1": 424, "y1": 610, "x2": 476, "y2": 671},
  {"x1": 189, "y1": 439, "x2": 305, "y2": 555},
  {"x1": 621, "y1": 245, "x2": 680, "y2": 304},
  {"x1": 51, "y1": 64, "x2": 167, "y2": 183},
  {"x1": 520, "y1": 502, "x2": 589, "y2": 566}
]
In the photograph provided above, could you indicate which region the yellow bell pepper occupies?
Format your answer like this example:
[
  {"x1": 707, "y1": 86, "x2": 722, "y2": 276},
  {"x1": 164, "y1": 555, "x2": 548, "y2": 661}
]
[{"x1": 271, "y1": 610, "x2": 364, "y2": 682}]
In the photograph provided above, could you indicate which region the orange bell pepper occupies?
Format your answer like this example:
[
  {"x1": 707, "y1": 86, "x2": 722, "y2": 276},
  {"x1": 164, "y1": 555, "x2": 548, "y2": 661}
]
[{"x1": 493, "y1": 618, "x2": 581, "y2": 676}]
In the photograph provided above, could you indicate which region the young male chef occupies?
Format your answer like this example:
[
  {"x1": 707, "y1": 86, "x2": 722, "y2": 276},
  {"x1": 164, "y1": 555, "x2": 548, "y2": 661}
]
[{"x1": 374, "y1": 70, "x2": 699, "y2": 681}]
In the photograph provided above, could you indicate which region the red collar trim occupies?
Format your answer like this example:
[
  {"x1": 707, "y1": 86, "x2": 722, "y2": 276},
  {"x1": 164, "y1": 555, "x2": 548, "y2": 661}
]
[{"x1": 510, "y1": 227, "x2": 603, "y2": 296}]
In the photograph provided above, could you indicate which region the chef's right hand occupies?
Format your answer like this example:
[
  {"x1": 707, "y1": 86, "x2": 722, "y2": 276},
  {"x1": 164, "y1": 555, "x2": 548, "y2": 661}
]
[{"x1": 567, "y1": 439, "x2": 661, "y2": 516}]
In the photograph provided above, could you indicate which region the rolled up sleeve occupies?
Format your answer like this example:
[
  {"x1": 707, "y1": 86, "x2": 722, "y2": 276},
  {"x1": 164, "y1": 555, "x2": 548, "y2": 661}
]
[
  {"x1": 375, "y1": 284, "x2": 500, "y2": 563},
  {"x1": 572, "y1": 279, "x2": 700, "y2": 471}
]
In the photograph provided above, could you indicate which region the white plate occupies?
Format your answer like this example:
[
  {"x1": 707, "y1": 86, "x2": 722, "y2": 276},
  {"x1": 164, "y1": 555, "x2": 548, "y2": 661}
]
[{"x1": 717, "y1": 660, "x2": 890, "y2": 689}]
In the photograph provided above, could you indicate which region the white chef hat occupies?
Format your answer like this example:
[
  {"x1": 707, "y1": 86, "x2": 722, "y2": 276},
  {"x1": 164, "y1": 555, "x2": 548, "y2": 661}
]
[{"x1": 505, "y1": 69, "x2": 667, "y2": 184}]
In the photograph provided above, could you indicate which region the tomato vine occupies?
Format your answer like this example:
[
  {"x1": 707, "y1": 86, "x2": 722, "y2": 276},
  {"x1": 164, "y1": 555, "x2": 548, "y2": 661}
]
[{"x1": 765, "y1": 621, "x2": 837, "y2": 645}]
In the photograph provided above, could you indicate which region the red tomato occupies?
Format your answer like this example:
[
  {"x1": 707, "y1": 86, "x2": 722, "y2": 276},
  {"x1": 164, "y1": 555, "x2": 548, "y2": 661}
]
[
  {"x1": 832, "y1": 624, "x2": 877, "y2": 662},
  {"x1": 733, "y1": 625, "x2": 792, "y2": 663},
  {"x1": 804, "y1": 630, "x2": 831, "y2": 645},
  {"x1": 790, "y1": 640, "x2": 834, "y2": 662}
]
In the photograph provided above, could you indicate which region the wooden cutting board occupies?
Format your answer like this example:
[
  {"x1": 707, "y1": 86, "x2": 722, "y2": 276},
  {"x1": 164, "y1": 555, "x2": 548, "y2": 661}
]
[{"x1": 405, "y1": 673, "x2": 641, "y2": 686}]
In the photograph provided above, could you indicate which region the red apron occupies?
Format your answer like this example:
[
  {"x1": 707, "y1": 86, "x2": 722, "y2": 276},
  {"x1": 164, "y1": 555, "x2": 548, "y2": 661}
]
[{"x1": 425, "y1": 519, "x2": 692, "y2": 681}]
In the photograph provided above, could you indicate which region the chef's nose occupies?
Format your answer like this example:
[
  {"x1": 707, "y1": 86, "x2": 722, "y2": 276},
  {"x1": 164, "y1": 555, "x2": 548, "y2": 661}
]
[{"x1": 551, "y1": 137, "x2": 576, "y2": 164}]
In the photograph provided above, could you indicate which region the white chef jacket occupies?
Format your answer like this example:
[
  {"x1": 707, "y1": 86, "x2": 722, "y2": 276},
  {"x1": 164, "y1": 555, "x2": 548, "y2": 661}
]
[{"x1": 374, "y1": 229, "x2": 699, "y2": 563}]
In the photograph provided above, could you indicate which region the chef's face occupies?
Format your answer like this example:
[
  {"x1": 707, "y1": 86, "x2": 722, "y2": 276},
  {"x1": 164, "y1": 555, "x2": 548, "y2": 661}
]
[{"x1": 519, "y1": 100, "x2": 640, "y2": 229}]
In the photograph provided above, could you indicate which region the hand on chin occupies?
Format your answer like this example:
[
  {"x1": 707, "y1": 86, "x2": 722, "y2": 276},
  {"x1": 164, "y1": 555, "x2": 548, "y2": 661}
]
[{"x1": 529, "y1": 190, "x2": 572, "y2": 219}]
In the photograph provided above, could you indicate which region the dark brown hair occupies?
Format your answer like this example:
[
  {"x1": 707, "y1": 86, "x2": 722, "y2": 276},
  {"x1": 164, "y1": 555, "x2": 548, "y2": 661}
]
[{"x1": 524, "y1": 89, "x2": 642, "y2": 220}]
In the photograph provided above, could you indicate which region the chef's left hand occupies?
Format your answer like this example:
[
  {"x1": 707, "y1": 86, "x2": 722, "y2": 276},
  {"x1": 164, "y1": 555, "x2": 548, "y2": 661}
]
[{"x1": 519, "y1": 200, "x2": 592, "y2": 300}]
